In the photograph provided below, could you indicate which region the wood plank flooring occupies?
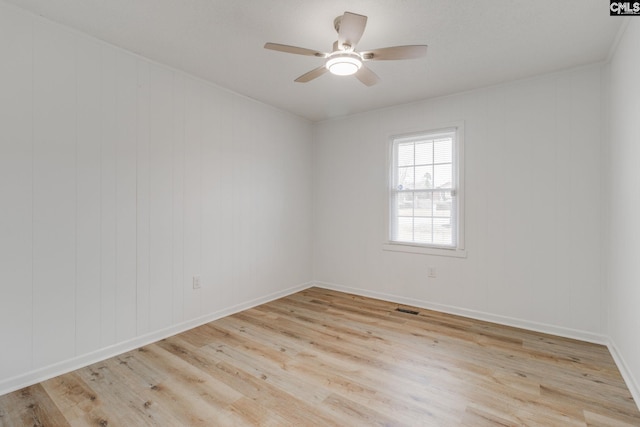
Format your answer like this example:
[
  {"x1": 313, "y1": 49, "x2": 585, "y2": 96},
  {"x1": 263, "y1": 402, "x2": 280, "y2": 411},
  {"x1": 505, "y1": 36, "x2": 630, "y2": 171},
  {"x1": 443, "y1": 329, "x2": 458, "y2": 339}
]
[{"x1": 1, "y1": 287, "x2": 639, "y2": 426}]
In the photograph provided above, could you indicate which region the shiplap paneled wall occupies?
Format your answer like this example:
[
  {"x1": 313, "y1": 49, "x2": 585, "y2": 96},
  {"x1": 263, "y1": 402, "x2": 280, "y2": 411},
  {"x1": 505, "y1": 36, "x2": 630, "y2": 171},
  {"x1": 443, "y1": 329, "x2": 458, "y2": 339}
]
[
  {"x1": 0, "y1": 2, "x2": 312, "y2": 393},
  {"x1": 606, "y1": 19, "x2": 640, "y2": 406}
]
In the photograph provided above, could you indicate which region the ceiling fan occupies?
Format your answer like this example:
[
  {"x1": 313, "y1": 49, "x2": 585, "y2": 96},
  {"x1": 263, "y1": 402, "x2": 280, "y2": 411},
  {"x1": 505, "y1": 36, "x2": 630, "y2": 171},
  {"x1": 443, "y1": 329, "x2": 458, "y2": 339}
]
[{"x1": 264, "y1": 11, "x2": 427, "y2": 86}]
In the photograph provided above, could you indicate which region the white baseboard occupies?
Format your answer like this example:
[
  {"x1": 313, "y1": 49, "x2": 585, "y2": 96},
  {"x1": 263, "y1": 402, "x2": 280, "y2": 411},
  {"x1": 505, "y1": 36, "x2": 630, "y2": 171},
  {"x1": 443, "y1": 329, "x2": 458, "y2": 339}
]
[
  {"x1": 607, "y1": 339, "x2": 640, "y2": 411},
  {"x1": 313, "y1": 281, "x2": 608, "y2": 345},
  {"x1": 0, "y1": 282, "x2": 314, "y2": 397}
]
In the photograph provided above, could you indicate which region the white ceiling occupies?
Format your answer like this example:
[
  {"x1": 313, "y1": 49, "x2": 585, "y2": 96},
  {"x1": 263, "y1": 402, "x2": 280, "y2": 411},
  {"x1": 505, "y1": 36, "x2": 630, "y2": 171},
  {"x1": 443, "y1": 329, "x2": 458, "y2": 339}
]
[{"x1": 5, "y1": 0, "x2": 621, "y2": 122}]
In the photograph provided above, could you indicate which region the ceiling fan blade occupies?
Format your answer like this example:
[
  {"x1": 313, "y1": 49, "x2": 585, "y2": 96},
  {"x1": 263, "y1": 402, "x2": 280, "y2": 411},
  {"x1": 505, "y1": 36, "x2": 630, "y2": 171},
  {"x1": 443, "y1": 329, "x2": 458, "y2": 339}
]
[
  {"x1": 264, "y1": 42, "x2": 326, "y2": 58},
  {"x1": 337, "y1": 12, "x2": 367, "y2": 49},
  {"x1": 361, "y1": 45, "x2": 428, "y2": 61},
  {"x1": 355, "y1": 66, "x2": 379, "y2": 86},
  {"x1": 295, "y1": 66, "x2": 329, "y2": 83}
]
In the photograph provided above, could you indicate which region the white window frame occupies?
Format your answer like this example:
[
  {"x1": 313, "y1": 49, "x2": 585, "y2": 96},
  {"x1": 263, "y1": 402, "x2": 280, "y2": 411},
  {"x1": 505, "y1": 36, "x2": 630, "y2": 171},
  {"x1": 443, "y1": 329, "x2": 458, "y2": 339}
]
[{"x1": 383, "y1": 123, "x2": 466, "y2": 258}]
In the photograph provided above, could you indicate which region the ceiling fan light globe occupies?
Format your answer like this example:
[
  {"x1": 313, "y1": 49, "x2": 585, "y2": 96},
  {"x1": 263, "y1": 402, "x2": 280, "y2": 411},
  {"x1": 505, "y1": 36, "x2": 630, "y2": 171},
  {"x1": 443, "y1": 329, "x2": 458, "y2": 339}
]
[{"x1": 326, "y1": 55, "x2": 362, "y2": 76}]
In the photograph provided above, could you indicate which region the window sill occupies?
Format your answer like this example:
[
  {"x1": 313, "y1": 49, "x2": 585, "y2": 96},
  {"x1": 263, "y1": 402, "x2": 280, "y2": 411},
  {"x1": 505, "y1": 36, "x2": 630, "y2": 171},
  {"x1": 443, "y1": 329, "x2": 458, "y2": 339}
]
[{"x1": 382, "y1": 243, "x2": 467, "y2": 258}]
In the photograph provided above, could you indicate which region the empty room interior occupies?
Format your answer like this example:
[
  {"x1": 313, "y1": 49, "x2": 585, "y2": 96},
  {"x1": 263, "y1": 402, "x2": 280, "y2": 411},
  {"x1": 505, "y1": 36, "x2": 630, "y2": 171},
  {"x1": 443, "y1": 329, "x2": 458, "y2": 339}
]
[{"x1": 1, "y1": 0, "x2": 640, "y2": 425}]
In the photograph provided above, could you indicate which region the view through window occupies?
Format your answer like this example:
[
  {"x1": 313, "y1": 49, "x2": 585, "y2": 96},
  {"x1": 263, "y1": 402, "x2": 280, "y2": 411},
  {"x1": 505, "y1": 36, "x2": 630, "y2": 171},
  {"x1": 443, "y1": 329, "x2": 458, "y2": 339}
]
[{"x1": 390, "y1": 128, "x2": 460, "y2": 248}]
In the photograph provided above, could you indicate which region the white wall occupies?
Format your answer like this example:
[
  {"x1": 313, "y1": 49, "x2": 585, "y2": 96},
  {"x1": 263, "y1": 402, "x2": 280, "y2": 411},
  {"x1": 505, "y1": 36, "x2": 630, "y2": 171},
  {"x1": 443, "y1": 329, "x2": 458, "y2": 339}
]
[
  {"x1": 313, "y1": 65, "x2": 604, "y2": 341},
  {"x1": 606, "y1": 19, "x2": 640, "y2": 405},
  {"x1": 0, "y1": 2, "x2": 312, "y2": 394}
]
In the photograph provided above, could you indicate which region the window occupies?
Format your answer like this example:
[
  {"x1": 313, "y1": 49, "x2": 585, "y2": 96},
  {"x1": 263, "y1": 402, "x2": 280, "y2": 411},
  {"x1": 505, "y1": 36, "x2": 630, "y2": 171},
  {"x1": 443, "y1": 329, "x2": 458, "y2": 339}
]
[{"x1": 387, "y1": 125, "x2": 464, "y2": 256}]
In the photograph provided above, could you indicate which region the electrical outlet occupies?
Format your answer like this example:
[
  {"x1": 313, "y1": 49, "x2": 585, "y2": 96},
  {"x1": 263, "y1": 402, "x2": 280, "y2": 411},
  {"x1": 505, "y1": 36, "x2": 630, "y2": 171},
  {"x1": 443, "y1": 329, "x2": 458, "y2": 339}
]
[
  {"x1": 428, "y1": 267, "x2": 437, "y2": 278},
  {"x1": 193, "y1": 275, "x2": 201, "y2": 289}
]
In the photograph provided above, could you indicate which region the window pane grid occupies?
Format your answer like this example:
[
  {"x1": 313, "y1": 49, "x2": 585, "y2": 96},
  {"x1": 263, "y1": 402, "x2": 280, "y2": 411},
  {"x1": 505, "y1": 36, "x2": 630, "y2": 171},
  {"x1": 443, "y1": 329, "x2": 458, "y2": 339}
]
[{"x1": 391, "y1": 130, "x2": 457, "y2": 248}]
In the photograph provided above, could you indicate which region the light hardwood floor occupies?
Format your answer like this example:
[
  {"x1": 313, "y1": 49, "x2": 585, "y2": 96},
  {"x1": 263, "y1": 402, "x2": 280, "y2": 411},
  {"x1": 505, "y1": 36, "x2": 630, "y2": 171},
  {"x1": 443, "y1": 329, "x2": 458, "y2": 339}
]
[{"x1": 1, "y1": 287, "x2": 639, "y2": 426}]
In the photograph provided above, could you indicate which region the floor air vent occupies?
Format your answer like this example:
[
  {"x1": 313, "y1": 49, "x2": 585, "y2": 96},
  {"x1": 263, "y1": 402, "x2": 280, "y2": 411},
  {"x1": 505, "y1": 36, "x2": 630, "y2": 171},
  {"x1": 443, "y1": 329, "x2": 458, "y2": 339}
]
[{"x1": 396, "y1": 307, "x2": 419, "y2": 315}]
